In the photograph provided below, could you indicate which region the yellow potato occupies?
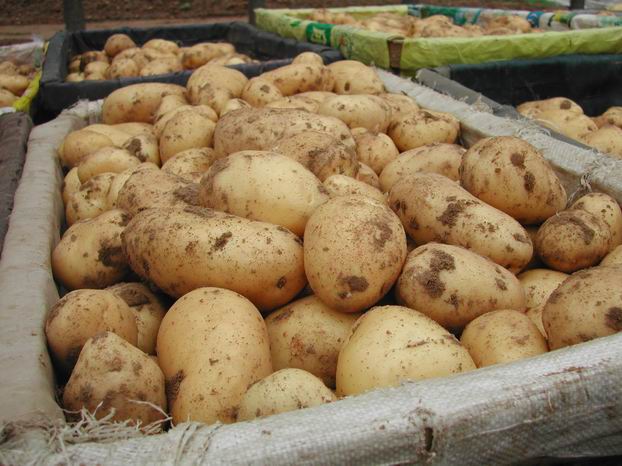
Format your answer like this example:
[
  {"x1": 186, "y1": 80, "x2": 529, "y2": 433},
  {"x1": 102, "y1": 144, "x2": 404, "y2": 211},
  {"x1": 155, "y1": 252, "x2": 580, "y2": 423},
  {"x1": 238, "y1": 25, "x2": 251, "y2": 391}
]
[
  {"x1": 77, "y1": 147, "x2": 140, "y2": 183},
  {"x1": 388, "y1": 110, "x2": 460, "y2": 152},
  {"x1": 154, "y1": 105, "x2": 217, "y2": 138},
  {"x1": 517, "y1": 268, "x2": 568, "y2": 310},
  {"x1": 292, "y1": 52, "x2": 325, "y2": 66},
  {"x1": 161, "y1": 147, "x2": 216, "y2": 183},
  {"x1": 304, "y1": 195, "x2": 407, "y2": 313},
  {"x1": 535, "y1": 110, "x2": 597, "y2": 141},
  {"x1": 237, "y1": 369, "x2": 336, "y2": 421},
  {"x1": 336, "y1": 305, "x2": 475, "y2": 396},
  {"x1": 143, "y1": 38, "x2": 180, "y2": 55},
  {"x1": 581, "y1": 125, "x2": 622, "y2": 158},
  {"x1": 65, "y1": 173, "x2": 116, "y2": 226},
  {"x1": 460, "y1": 310, "x2": 548, "y2": 367},
  {"x1": 156, "y1": 287, "x2": 272, "y2": 424},
  {"x1": 159, "y1": 111, "x2": 215, "y2": 163},
  {"x1": 356, "y1": 162, "x2": 381, "y2": 189},
  {"x1": 526, "y1": 305, "x2": 547, "y2": 337},
  {"x1": 60, "y1": 129, "x2": 115, "y2": 168},
  {"x1": 543, "y1": 266, "x2": 622, "y2": 349},
  {"x1": 106, "y1": 58, "x2": 139, "y2": 79},
  {"x1": 266, "y1": 95, "x2": 320, "y2": 113},
  {"x1": 261, "y1": 63, "x2": 333, "y2": 96},
  {"x1": 327, "y1": 60, "x2": 385, "y2": 94},
  {"x1": 0, "y1": 73, "x2": 29, "y2": 95},
  {"x1": 84, "y1": 61, "x2": 109, "y2": 76},
  {"x1": 62, "y1": 167, "x2": 82, "y2": 206},
  {"x1": 352, "y1": 129, "x2": 399, "y2": 174},
  {"x1": 594, "y1": 107, "x2": 622, "y2": 129},
  {"x1": 601, "y1": 244, "x2": 622, "y2": 266},
  {"x1": 122, "y1": 133, "x2": 160, "y2": 166},
  {"x1": 517, "y1": 97, "x2": 583, "y2": 119},
  {"x1": 186, "y1": 64, "x2": 248, "y2": 113},
  {"x1": 102, "y1": 83, "x2": 186, "y2": 124},
  {"x1": 318, "y1": 95, "x2": 392, "y2": 132},
  {"x1": 220, "y1": 98, "x2": 251, "y2": 115},
  {"x1": 571, "y1": 192, "x2": 622, "y2": 248},
  {"x1": 104, "y1": 34, "x2": 137, "y2": 57},
  {"x1": 323, "y1": 174, "x2": 386, "y2": 203},
  {"x1": 139, "y1": 57, "x2": 183, "y2": 77},
  {"x1": 380, "y1": 93, "x2": 420, "y2": 125},
  {"x1": 0, "y1": 88, "x2": 16, "y2": 106}
]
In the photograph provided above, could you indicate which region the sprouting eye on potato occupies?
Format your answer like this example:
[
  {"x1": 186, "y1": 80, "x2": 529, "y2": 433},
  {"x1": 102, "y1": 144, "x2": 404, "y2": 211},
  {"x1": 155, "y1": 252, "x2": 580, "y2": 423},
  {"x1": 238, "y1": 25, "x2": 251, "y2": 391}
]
[{"x1": 49, "y1": 56, "x2": 622, "y2": 429}]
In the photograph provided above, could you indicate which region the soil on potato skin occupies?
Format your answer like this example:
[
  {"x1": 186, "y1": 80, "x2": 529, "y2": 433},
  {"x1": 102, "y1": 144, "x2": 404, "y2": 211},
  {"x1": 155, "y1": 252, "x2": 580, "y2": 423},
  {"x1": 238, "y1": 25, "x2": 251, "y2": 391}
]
[{"x1": 3, "y1": 0, "x2": 563, "y2": 26}]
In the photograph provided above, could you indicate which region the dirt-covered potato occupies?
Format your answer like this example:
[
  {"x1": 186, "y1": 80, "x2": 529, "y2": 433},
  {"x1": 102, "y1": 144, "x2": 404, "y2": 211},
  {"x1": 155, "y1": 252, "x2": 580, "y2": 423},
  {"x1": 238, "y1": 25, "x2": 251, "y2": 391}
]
[
  {"x1": 104, "y1": 34, "x2": 137, "y2": 57},
  {"x1": 237, "y1": 368, "x2": 336, "y2": 421},
  {"x1": 304, "y1": 195, "x2": 407, "y2": 313},
  {"x1": 156, "y1": 287, "x2": 272, "y2": 424},
  {"x1": 399, "y1": 242, "x2": 526, "y2": 330},
  {"x1": 543, "y1": 266, "x2": 622, "y2": 349},
  {"x1": 45, "y1": 289, "x2": 138, "y2": 374},
  {"x1": 0, "y1": 74, "x2": 29, "y2": 96},
  {"x1": 266, "y1": 95, "x2": 320, "y2": 113},
  {"x1": 107, "y1": 282, "x2": 167, "y2": 355},
  {"x1": 571, "y1": 192, "x2": 622, "y2": 248},
  {"x1": 214, "y1": 108, "x2": 355, "y2": 158},
  {"x1": 102, "y1": 83, "x2": 186, "y2": 124},
  {"x1": 123, "y1": 207, "x2": 306, "y2": 310},
  {"x1": 143, "y1": 38, "x2": 179, "y2": 55},
  {"x1": 62, "y1": 167, "x2": 82, "y2": 206},
  {"x1": 66, "y1": 72, "x2": 84, "y2": 82},
  {"x1": 336, "y1": 305, "x2": 475, "y2": 396},
  {"x1": 114, "y1": 47, "x2": 148, "y2": 70},
  {"x1": 139, "y1": 57, "x2": 183, "y2": 77},
  {"x1": 199, "y1": 151, "x2": 328, "y2": 237},
  {"x1": 517, "y1": 268, "x2": 568, "y2": 310},
  {"x1": 270, "y1": 130, "x2": 358, "y2": 181},
  {"x1": 352, "y1": 129, "x2": 399, "y2": 174},
  {"x1": 77, "y1": 147, "x2": 140, "y2": 183},
  {"x1": 517, "y1": 97, "x2": 583, "y2": 119},
  {"x1": 154, "y1": 104, "x2": 217, "y2": 139},
  {"x1": 182, "y1": 43, "x2": 225, "y2": 69},
  {"x1": 460, "y1": 310, "x2": 548, "y2": 367},
  {"x1": 84, "y1": 61, "x2": 109, "y2": 77},
  {"x1": 292, "y1": 51, "x2": 325, "y2": 66},
  {"x1": 116, "y1": 164, "x2": 198, "y2": 216},
  {"x1": 221, "y1": 98, "x2": 251, "y2": 116},
  {"x1": 186, "y1": 64, "x2": 248, "y2": 113},
  {"x1": 535, "y1": 209, "x2": 612, "y2": 273},
  {"x1": 594, "y1": 107, "x2": 622, "y2": 129},
  {"x1": 80, "y1": 51, "x2": 109, "y2": 68},
  {"x1": 106, "y1": 58, "x2": 139, "y2": 79},
  {"x1": 380, "y1": 93, "x2": 420, "y2": 125},
  {"x1": 323, "y1": 174, "x2": 385, "y2": 203},
  {"x1": 60, "y1": 129, "x2": 115, "y2": 168},
  {"x1": 388, "y1": 110, "x2": 460, "y2": 152},
  {"x1": 265, "y1": 295, "x2": 360, "y2": 388},
  {"x1": 122, "y1": 133, "x2": 160, "y2": 166},
  {"x1": 601, "y1": 244, "x2": 622, "y2": 266},
  {"x1": 66, "y1": 173, "x2": 116, "y2": 225},
  {"x1": 161, "y1": 147, "x2": 216, "y2": 183},
  {"x1": 159, "y1": 111, "x2": 215, "y2": 163},
  {"x1": 389, "y1": 173, "x2": 533, "y2": 273},
  {"x1": 318, "y1": 95, "x2": 392, "y2": 132},
  {"x1": 536, "y1": 110, "x2": 597, "y2": 141},
  {"x1": 327, "y1": 60, "x2": 385, "y2": 95},
  {"x1": 53, "y1": 209, "x2": 130, "y2": 289},
  {"x1": 85, "y1": 124, "x2": 133, "y2": 147},
  {"x1": 356, "y1": 162, "x2": 381, "y2": 189},
  {"x1": 379, "y1": 143, "x2": 464, "y2": 192},
  {"x1": 63, "y1": 332, "x2": 166, "y2": 426},
  {"x1": 0, "y1": 88, "x2": 16, "y2": 106},
  {"x1": 259, "y1": 63, "x2": 334, "y2": 96},
  {"x1": 113, "y1": 123, "x2": 156, "y2": 138},
  {"x1": 460, "y1": 136, "x2": 567, "y2": 224},
  {"x1": 581, "y1": 125, "x2": 622, "y2": 158},
  {"x1": 154, "y1": 94, "x2": 188, "y2": 122}
]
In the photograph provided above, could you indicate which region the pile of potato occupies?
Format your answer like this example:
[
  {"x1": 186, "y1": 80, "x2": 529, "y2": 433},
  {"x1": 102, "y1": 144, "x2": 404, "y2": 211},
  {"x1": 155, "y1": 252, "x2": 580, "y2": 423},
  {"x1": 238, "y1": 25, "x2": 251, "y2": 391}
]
[
  {"x1": 518, "y1": 97, "x2": 622, "y2": 158},
  {"x1": 308, "y1": 10, "x2": 536, "y2": 37},
  {"x1": 48, "y1": 53, "x2": 622, "y2": 430},
  {"x1": 66, "y1": 33, "x2": 256, "y2": 82},
  {"x1": 0, "y1": 60, "x2": 36, "y2": 107}
]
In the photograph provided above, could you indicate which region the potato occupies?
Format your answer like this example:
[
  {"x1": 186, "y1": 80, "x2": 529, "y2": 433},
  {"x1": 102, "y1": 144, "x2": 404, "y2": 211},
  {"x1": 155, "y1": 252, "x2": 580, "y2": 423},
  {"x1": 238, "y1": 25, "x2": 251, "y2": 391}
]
[
  {"x1": 60, "y1": 129, "x2": 115, "y2": 168},
  {"x1": 266, "y1": 95, "x2": 320, "y2": 113},
  {"x1": 261, "y1": 63, "x2": 334, "y2": 96},
  {"x1": 62, "y1": 167, "x2": 82, "y2": 206},
  {"x1": 543, "y1": 266, "x2": 622, "y2": 349},
  {"x1": 352, "y1": 129, "x2": 399, "y2": 174},
  {"x1": 296, "y1": 91, "x2": 336, "y2": 104},
  {"x1": 601, "y1": 244, "x2": 622, "y2": 266},
  {"x1": 0, "y1": 88, "x2": 16, "y2": 106},
  {"x1": 594, "y1": 107, "x2": 622, "y2": 129},
  {"x1": 581, "y1": 125, "x2": 622, "y2": 158},
  {"x1": 221, "y1": 98, "x2": 251, "y2": 116},
  {"x1": 336, "y1": 305, "x2": 475, "y2": 396},
  {"x1": 535, "y1": 110, "x2": 597, "y2": 141},
  {"x1": 114, "y1": 47, "x2": 148, "y2": 70},
  {"x1": 156, "y1": 287, "x2": 272, "y2": 424},
  {"x1": 265, "y1": 295, "x2": 360, "y2": 387},
  {"x1": 459, "y1": 136, "x2": 567, "y2": 224},
  {"x1": 45, "y1": 289, "x2": 137, "y2": 374},
  {"x1": 102, "y1": 83, "x2": 186, "y2": 124},
  {"x1": 143, "y1": 38, "x2": 180, "y2": 55},
  {"x1": 186, "y1": 64, "x2": 248, "y2": 113},
  {"x1": 123, "y1": 207, "x2": 306, "y2": 310},
  {"x1": 388, "y1": 110, "x2": 460, "y2": 152},
  {"x1": 139, "y1": 58, "x2": 183, "y2": 77},
  {"x1": 535, "y1": 209, "x2": 612, "y2": 273},
  {"x1": 66, "y1": 72, "x2": 84, "y2": 82},
  {"x1": 104, "y1": 34, "x2": 137, "y2": 57},
  {"x1": 318, "y1": 95, "x2": 391, "y2": 132},
  {"x1": 526, "y1": 305, "x2": 547, "y2": 337},
  {"x1": 154, "y1": 105, "x2": 217, "y2": 138},
  {"x1": 77, "y1": 147, "x2": 141, "y2": 183},
  {"x1": 107, "y1": 282, "x2": 167, "y2": 355},
  {"x1": 162, "y1": 148, "x2": 216, "y2": 183},
  {"x1": 199, "y1": 151, "x2": 329, "y2": 234},
  {"x1": 116, "y1": 164, "x2": 199, "y2": 216},
  {"x1": 0, "y1": 61, "x2": 18, "y2": 75},
  {"x1": 292, "y1": 52, "x2": 325, "y2": 66},
  {"x1": 0, "y1": 73, "x2": 30, "y2": 95},
  {"x1": 159, "y1": 111, "x2": 215, "y2": 163},
  {"x1": 397, "y1": 243, "x2": 526, "y2": 330},
  {"x1": 53, "y1": 209, "x2": 129, "y2": 290},
  {"x1": 241, "y1": 78, "x2": 284, "y2": 107},
  {"x1": 356, "y1": 162, "x2": 381, "y2": 189},
  {"x1": 84, "y1": 61, "x2": 109, "y2": 76},
  {"x1": 182, "y1": 43, "x2": 225, "y2": 69},
  {"x1": 304, "y1": 195, "x2": 407, "y2": 312},
  {"x1": 380, "y1": 93, "x2": 420, "y2": 125},
  {"x1": 63, "y1": 332, "x2": 166, "y2": 426},
  {"x1": 323, "y1": 174, "x2": 385, "y2": 203},
  {"x1": 106, "y1": 58, "x2": 139, "y2": 79},
  {"x1": 379, "y1": 143, "x2": 464, "y2": 192},
  {"x1": 113, "y1": 122, "x2": 155, "y2": 137},
  {"x1": 517, "y1": 268, "x2": 568, "y2": 310},
  {"x1": 106, "y1": 167, "x2": 135, "y2": 210},
  {"x1": 571, "y1": 192, "x2": 622, "y2": 248},
  {"x1": 85, "y1": 124, "x2": 133, "y2": 147},
  {"x1": 84, "y1": 72, "x2": 106, "y2": 81},
  {"x1": 80, "y1": 51, "x2": 109, "y2": 68},
  {"x1": 517, "y1": 97, "x2": 583, "y2": 119},
  {"x1": 327, "y1": 60, "x2": 385, "y2": 94},
  {"x1": 460, "y1": 310, "x2": 548, "y2": 367},
  {"x1": 122, "y1": 133, "x2": 160, "y2": 166},
  {"x1": 214, "y1": 108, "x2": 355, "y2": 158},
  {"x1": 66, "y1": 173, "x2": 116, "y2": 226},
  {"x1": 270, "y1": 130, "x2": 358, "y2": 181},
  {"x1": 389, "y1": 173, "x2": 533, "y2": 273},
  {"x1": 154, "y1": 94, "x2": 188, "y2": 122},
  {"x1": 237, "y1": 369, "x2": 335, "y2": 421},
  {"x1": 68, "y1": 57, "x2": 81, "y2": 72}
]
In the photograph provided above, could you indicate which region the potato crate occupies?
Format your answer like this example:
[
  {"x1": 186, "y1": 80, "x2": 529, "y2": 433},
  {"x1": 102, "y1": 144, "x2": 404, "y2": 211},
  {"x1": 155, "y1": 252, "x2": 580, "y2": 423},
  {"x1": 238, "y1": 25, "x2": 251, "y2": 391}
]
[
  {"x1": 1, "y1": 69, "x2": 622, "y2": 464},
  {"x1": 0, "y1": 40, "x2": 45, "y2": 116},
  {"x1": 255, "y1": 4, "x2": 622, "y2": 73},
  {"x1": 39, "y1": 21, "x2": 342, "y2": 122}
]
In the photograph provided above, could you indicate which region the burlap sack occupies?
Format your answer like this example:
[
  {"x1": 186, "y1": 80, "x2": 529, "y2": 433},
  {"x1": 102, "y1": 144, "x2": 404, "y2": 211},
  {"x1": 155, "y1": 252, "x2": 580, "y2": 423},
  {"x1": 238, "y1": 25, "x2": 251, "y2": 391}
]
[{"x1": 1, "y1": 75, "x2": 621, "y2": 465}]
